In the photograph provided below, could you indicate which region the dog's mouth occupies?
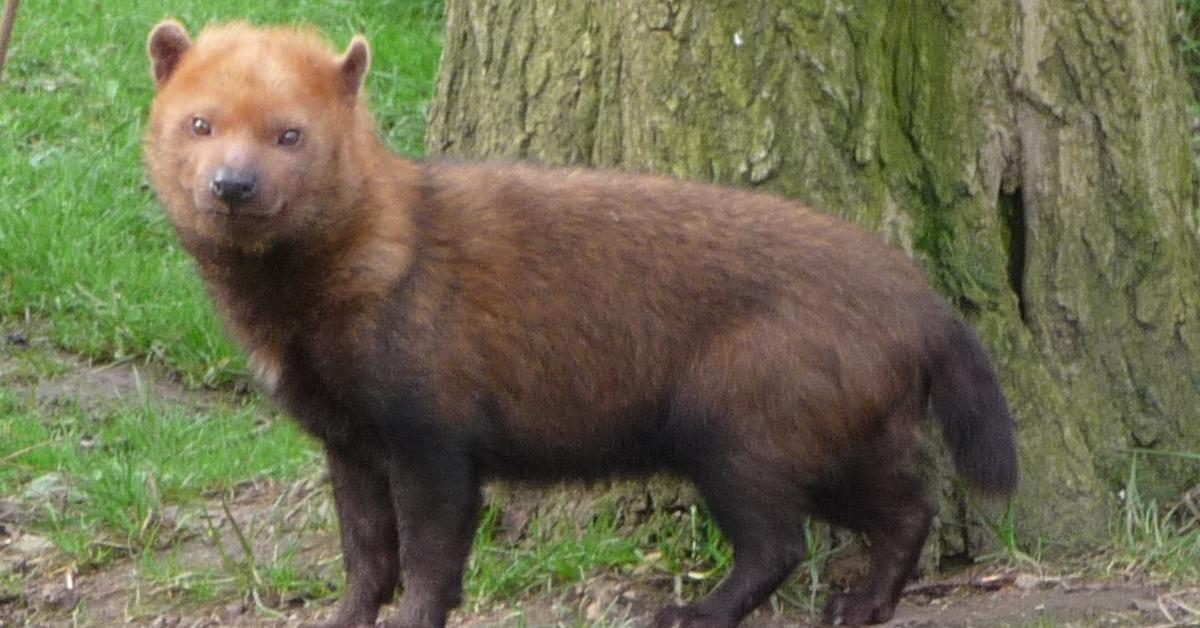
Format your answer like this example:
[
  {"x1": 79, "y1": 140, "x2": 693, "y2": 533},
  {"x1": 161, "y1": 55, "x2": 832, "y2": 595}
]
[{"x1": 201, "y1": 200, "x2": 283, "y2": 219}]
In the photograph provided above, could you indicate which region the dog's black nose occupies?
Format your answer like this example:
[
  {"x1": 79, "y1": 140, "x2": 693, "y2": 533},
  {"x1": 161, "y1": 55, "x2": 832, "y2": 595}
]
[{"x1": 210, "y1": 167, "x2": 259, "y2": 205}]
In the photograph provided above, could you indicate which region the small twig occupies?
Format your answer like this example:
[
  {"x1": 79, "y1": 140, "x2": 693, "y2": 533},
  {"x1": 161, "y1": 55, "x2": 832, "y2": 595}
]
[
  {"x1": 0, "y1": 437, "x2": 61, "y2": 465},
  {"x1": 0, "y1": 0, "x2": 19, "y2": 83},
  {"x1": 1157, "y1": 594, "x2": 1177, "y2": 624},
  {"x1": 92, "y1": 540, "x2": 134, "y2": 553},
  {"x1": 1164, "y1": 593, "x2": 1200, "y2": 618},
  {"x1": 200, "y1": 506, "x2": 238, "y2": 577},
  {"x1": 252, "y1": 588, "x2": 285, "y2": 619},
  {"x1": 221, "y1": 495, "x2": 262, "y2": 587},
  {"x1": 903, "y1": 571, "x2": 1018, "y2": 597}
]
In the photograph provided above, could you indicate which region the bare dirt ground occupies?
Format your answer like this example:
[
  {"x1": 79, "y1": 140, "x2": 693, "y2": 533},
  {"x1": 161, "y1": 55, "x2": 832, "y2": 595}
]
[{"x1": 2, "y1": 329, "x2": 1197, "y2": 627}]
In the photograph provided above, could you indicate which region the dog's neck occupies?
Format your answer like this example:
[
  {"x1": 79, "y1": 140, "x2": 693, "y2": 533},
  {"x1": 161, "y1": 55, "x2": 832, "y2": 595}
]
[{"x1": 184, "y1": 151, "x2": 424, "y2": 392}]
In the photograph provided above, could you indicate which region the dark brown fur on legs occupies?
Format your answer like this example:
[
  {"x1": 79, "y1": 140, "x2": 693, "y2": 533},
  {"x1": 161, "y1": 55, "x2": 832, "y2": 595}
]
[
  {"x1": 812, "y1": 387, "x2": 936, "y2": 625},
  {"x1": 145, "y1": 21, "x2": 1019, "y2": 628},
  {"x1": 816, "y1": 463, "x2": 936, "y2": 625},
  {"x1": 655, "y1": 459, "x2": 809, "y2": 628},
  {"x1": 388, "y1": 452, "x2": 482, "y2": 628},
  {"x1": 315, "y1": 448, "x2": 399, "y2": 628}
]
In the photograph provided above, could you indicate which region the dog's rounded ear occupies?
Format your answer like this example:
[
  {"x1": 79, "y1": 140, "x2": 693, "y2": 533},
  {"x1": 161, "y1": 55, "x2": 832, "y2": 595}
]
[
  {"x1": 338, "y1": 35, "x2": 371, "y2": 96},
  {"x1": 148, "y1": 20, "x2": 192, "y2": 87}
]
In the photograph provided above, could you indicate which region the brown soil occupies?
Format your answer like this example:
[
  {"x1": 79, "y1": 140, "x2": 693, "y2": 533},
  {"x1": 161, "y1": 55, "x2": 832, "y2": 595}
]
[{"x1": 2, "y1": 326, "x2": 1196, "y2": 627}]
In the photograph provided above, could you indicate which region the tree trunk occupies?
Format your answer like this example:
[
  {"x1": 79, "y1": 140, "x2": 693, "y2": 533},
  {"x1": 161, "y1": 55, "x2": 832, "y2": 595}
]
[{"x1": 426, "y1": 0, "x2": 1200, "y2": 550}]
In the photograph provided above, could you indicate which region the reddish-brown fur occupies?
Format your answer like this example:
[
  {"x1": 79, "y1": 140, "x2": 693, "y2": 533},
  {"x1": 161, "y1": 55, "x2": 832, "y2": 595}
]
[{"x1": 146, "y1": 21, "x2": 1017, "y2": 628}]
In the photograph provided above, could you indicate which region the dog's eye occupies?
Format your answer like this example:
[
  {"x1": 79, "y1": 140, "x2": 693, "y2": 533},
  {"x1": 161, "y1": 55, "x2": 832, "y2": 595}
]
[
  {"x1": 278, "y1": 129, "x2": 302, "y2": 146},
  {"x1": 191, "y1": 116, "x2": 212, "y2": 136}
]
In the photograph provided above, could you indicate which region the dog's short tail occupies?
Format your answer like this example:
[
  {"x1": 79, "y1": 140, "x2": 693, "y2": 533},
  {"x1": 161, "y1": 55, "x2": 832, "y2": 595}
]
[{"x1": 928, "y1": 318, "x2": 1019, "y2": 494}]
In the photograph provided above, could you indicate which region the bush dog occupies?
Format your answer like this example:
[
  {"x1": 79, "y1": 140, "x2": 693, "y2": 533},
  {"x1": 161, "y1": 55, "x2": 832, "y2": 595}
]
[{"x1": 144, "y1": 21, "x2": 1018, "y2": 628}]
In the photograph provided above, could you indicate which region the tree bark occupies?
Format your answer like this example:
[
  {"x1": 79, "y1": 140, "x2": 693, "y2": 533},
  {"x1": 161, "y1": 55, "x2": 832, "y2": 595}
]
[{"x1": 427, "y1": 0, "x2": 1200, "y2": 550}]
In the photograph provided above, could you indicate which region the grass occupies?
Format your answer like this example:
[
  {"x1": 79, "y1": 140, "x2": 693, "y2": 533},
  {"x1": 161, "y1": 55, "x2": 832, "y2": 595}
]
[
  {"x1": 1108, "y1": 452, "x2": 1200, "y2": 582},
  {"x1": 1181, "y1": 0, "x2": 1200, "y2": 100},
  {"x1": 0, "y1": 387, "x2": 315, "y2": 567},
  {"x1": 464, "y1": 497, "x2": 834, "y2": 617},
  {"x1": 466, "y1": 501, "x2": 730, "y2": 608}
]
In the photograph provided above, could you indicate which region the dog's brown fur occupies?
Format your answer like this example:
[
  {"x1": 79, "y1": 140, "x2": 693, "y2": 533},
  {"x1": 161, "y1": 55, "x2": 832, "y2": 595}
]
[{"x1": 145, "y1": 21, "x2": 1017, "y2": 628}]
